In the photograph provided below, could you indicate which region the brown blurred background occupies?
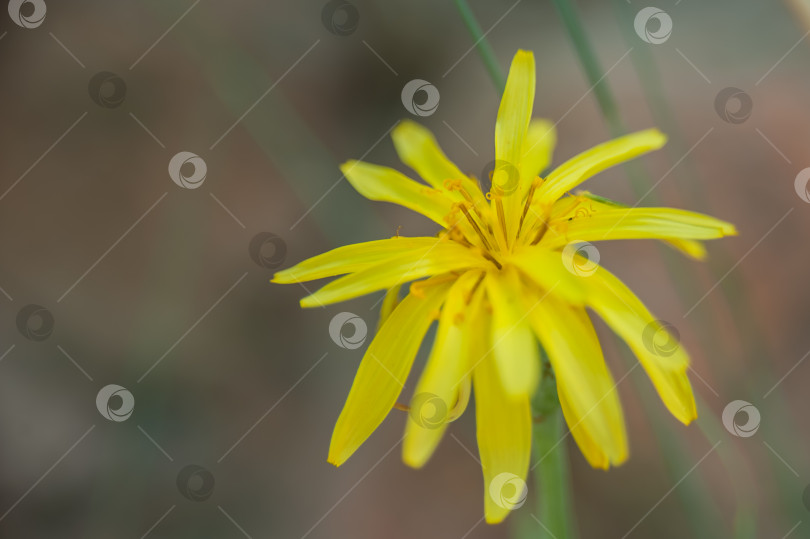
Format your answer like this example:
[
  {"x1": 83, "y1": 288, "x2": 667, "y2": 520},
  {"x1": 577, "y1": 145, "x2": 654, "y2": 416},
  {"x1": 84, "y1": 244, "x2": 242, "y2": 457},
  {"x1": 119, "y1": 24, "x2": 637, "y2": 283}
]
[{"x1": 0, "y1": 0, "x2": 809, "y2": 537}]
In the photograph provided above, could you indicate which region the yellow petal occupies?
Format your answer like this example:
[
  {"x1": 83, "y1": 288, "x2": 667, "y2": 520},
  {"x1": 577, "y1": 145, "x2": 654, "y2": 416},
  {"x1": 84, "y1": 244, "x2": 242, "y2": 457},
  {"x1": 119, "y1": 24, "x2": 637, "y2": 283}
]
[
  {"x1": 392, "y1": 120, "x2": 465, "y2": 189},
  {"x1": 494, "y1": 50, "x2": 536, "y2": 243},
  {"x1": 557, "y1": 388, "x2": 609, "y2": 469},
  {"x1": 484, "y1": 267, "x2": 540, "y2": 397},
  {"x1": 341, "y1": 160, "x2": 454, "y2": 226},
  {"x1": 300, "y1": 241, "x2": 490, "y2": 307},
  {"x1": 527, "y1": 293, "x2": 628, "y2": 468},
  {"x1": 582, "y1": 265, "x2": 697, "y2": 424},
  {"x1": 537, "y1": 129, "x2": 667, "y2": 205},
  {"x1": 328, "y1": 277, "x2": 455, "y2": 466},
  {"x1": 665, "y1": 238, "x2": 707, "y2": 260},
  {"x1": 506, "y1": 245, "x2": 588, "y2": 306},
  {"x1": 376, "y1": 284, "x2": 402, "y2": 330},
  {"x1": 542, "y1": 207, "x2": 737, "y2": 250},
  {"x1": 403, "y1": 270, "x2": 484, "y2": 468},
  {"x1": 545, "y1": 192, "x2": 726, "y2": 260},
  {"x1": 474, "y1": 350, "x2": 532, "y2": 524},
  {"x1": 520, "y1": 119, "x2": 556, "y2": 184},
  {"x1": 496, "y1": 50, "x2": 536, "y2": 180},
  {"x1": 273, "y1": 237, "x2": 441, "y2": 284},
  {"x1": 391, "y1": 120, "x2": 490, "y2": 215}
]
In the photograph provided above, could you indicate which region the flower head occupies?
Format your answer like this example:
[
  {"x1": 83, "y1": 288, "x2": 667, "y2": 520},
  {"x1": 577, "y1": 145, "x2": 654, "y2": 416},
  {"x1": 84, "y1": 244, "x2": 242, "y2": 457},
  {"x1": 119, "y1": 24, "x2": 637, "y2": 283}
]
[{"x1": 274, "y1": 50, "x2": 736, "y2": 523}]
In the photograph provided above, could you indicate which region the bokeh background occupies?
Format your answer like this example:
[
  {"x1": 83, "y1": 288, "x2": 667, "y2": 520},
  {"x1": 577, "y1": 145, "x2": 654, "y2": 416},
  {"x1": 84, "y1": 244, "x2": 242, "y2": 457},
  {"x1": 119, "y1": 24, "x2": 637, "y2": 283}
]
[{"x1": 1, "y1": 0, "x2": 809, "y2": 537}]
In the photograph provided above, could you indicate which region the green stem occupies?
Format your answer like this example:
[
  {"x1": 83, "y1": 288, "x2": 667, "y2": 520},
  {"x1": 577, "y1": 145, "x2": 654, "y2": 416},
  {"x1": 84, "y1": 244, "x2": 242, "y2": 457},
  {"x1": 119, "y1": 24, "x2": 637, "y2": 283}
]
[
  {"x1": 532, "y1": 407, "x2": 575, "y2": 539},
  {"x1": 526, "y1": 361, "x2": 576, "y2": 539},
  {"x1": 453, "y1": 0, "x2": 507, "y2": 93}
]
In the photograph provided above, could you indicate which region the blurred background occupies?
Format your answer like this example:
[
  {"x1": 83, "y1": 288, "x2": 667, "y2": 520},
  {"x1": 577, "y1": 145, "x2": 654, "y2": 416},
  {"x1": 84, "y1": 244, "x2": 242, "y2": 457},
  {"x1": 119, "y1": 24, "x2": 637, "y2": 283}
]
[{"x1": 0, "y1": 0, "x2": 809, "y2": 537}]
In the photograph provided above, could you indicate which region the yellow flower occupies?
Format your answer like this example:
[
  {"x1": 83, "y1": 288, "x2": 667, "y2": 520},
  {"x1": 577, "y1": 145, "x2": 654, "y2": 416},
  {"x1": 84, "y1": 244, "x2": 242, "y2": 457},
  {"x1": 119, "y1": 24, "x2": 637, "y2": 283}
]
[{"x1": 273, "y1": 50, "x2": 736, "y2": 523}]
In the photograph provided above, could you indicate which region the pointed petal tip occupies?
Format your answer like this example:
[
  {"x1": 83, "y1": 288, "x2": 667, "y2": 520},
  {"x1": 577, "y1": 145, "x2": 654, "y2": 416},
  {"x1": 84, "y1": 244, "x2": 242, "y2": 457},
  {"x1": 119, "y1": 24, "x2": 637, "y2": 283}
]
[
  {"x1": 484, "y1": 508, "x2": 509, "y2": 525},
  {"x1": 327, "y1": 445, "x2": 350, "y2": 468},
  {"x1": 339, "y1": 160, "x2": 359, "y2": 176},
  {"x1": 401, "y1": 451, "x2": 427, "y2": 470},
  {"x1": 678, "y1": 408, "x2": 698, "y2": 426}
]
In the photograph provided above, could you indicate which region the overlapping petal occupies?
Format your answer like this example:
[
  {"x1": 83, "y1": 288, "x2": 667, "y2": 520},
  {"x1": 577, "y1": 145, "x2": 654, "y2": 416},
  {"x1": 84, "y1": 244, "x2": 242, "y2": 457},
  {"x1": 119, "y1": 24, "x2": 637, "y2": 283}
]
[
  {"x1": 527, "y1": 293, "x2": 627, "y2": 468},
  {"x1": 300, "y1": 241, "x2": 490, "y2": 307},
  {"x1": 328, "y1": 277, "x2": 455, "y2": 467},
  {"x1": 403, "y1": 271, "x2": 484, "y2": 468},
  {"x1": 484, "y1": 267, "x2": 540, "y2": 397},
  {"x1": 536, "y1": 129, "x2": 667, "y2": 205},
  {"x1": 580, "y1": 265, "x2": 697, "y2": 424},
  {"x1": 341, "y1": 160, "x2": 455, "y2": 226},
  {"x1": 273, "y1": 237, "x2": 441, "y2": 284},
  {"x1": 474, "y1": 347, "x2": 532, "y2": 524}
]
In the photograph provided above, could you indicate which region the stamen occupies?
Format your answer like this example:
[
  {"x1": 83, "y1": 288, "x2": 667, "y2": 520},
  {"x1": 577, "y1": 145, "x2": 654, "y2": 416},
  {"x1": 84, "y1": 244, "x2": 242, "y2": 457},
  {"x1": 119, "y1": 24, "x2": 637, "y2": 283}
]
[
  {"x1": 517, "y1": 177, "x2": 542, "y2": 238},
  {"x1": 393, "y1": 403, "x2": 409, "y2": 412},
  {"x1": 480, "y1": 250, "x2": 503, "y2": 270},
  {"x1": 464, "y1": 272, "x2": 486, "y2": 304},
  {"x1": 531, "y1": 220, "x2": 549, "y2": 245},
  {"x1": 447, "y1": 178, "x2": 488, "y2": 224},
  {"x1": 459, "y1": 203, "x2": 494, "y2": 252},
  {"x1": 493, "y1": 194, "x2": 509, "y2": 249}
]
